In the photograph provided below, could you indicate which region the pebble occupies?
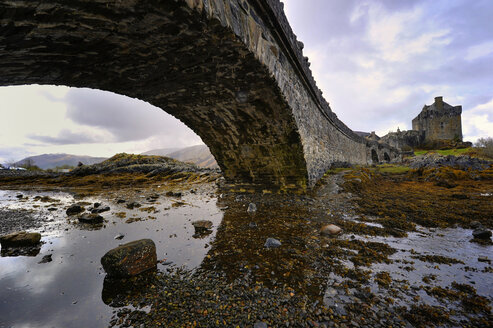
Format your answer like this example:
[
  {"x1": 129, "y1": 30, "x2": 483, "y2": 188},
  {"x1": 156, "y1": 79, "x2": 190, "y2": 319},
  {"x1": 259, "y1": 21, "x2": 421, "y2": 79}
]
[
  {"x1": 247, "y1": 203, "x2": 257, "y2": 213},
  {"x1": 320, "y1": 224, "x2": 342, "y2": 235},
  {"x1": 264, "y1": 238, "x2": 281, "y2": 248},
  {"x1": 478, "y1": 256, "x2": 490, "y2": 263},
  {"x1": 248, "y1": 222, "x2": 258, "y2": 228}
]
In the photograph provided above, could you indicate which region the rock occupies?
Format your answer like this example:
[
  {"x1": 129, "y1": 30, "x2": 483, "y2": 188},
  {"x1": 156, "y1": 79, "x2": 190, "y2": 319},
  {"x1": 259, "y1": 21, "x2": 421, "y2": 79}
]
[
  {"x1": 66, "y1": 204, "x2": 84, "y2": 216},
  {"x1": 264, "y1": 237, "x2": 281, "y2": 248},
  {"x1": 116, "y1": 199, "x2": 126, "y2": 204},
  {"x1": 192, "y1": 220, "x2": 213, "y2": 233},
  {"x1": 158, "y1": 259, "x2": 173, "y2": 265},
  {"x1": 101, "y1": 239, "x2": 157, "y2": 278},
  {"x1": 247, "y1": 203, "x2": 257, "y2": 213},
  {"x1": 472, "y1": 228, "x2": 492, "y2": 240},
  {"x1": 478, "y1": 256, "x2": 491, "y2": 263},
  {"x1": 0, "y1": 231, "x2": 41, "y2": 247},
  {"x1": 126, "y1": 202, "x2": 141, "y2": 209},
  {"x1": 254, "y1": 322, "x2": 268, "y2": 328},
  {"x1": 92, "y1": 206, "x2": 110, "y2": 214},
  {"x1": 39, "y1": 254, "x2": 52, "y2": 263},
  {"x1": 16, "y1": 194, "x2": 23, "y2": 199},
  {"x1": 470, "y1": 221, "x2": 483, "y2": 229},
  {"x1": 166, "y1": 191, "x2": 182, "y2": 197},
  {"x1": 93, "y1": 202, "x2": 101, "y2": 208},
  {"x1": 248, "y1": 222, "x2": 258, "y2": 228},
  {"x1": 320, "y1": 224, "x2": 342, "y2": 236},
  {"x1": 78, "y1": 213, "x2": 104, "y2": 224},
  {"x1": 114, "y1": 234, "x2": 124, "y2": 240},
  {"x1": 47, "y1": 207, "x2": 57, "y2": 211}
]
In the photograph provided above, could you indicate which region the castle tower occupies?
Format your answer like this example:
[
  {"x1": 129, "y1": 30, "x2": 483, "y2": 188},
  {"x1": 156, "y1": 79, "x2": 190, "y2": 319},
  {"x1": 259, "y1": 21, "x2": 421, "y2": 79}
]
[{"x1": 411, "y1": 96, "x2": 462, "y2": 142}]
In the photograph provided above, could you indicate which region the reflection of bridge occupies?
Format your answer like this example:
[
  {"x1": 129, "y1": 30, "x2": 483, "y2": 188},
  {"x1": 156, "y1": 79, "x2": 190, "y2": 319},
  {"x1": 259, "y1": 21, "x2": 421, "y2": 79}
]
[{"x1": 0, "y1": 0, "x2": 398, "y2": 189}]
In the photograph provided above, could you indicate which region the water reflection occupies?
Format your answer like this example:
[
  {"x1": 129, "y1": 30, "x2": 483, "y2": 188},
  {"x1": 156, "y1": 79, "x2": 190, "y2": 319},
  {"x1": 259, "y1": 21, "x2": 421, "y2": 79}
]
[
  {"x1": 1, "y1": 244, "x2": 41, "y2": 257},
  {"x1": 200, "y1": 192, "x2": 329, "y2": 297},
  {"x1": 102, "y1": 272, "x2": 158, "y2": 307},
  {"x1": 0, "y1": 187, "x2": 222, "y2": 327}
]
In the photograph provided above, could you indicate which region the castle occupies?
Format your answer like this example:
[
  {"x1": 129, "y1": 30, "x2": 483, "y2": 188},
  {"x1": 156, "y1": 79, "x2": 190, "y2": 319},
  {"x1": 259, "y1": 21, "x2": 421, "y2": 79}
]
[
  {"x1": 379, "y1": 96, "x2": 465, "y2": 150},
  {"x1": 412, "y1": 96, "x2": 462, "y2": 142}
]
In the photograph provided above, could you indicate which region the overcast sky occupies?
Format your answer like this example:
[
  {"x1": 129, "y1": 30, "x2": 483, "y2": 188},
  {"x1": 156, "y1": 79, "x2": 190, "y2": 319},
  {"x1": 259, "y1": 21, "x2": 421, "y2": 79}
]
[{"x1": 1, "y1": 0, "x2": 492, "y2": 163}]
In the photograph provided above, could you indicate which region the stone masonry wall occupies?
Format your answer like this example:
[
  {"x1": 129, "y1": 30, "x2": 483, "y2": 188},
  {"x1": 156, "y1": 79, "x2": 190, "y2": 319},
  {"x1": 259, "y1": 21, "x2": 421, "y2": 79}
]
[
  {"x1": 415, "y1": 109, "x2": 462, "y2": 142},
  {"x1": 0, "y1": 0, "x2": 399, "y2": 188},
  {"x1": 184, "y1": 0, "x2": 372, "y2": 184}
]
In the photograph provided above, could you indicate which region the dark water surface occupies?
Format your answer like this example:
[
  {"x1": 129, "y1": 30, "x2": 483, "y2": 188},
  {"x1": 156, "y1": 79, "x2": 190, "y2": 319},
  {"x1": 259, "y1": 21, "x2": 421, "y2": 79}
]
[{"x1": 0, "y1": 188, "x2": 222, "y2": 327}]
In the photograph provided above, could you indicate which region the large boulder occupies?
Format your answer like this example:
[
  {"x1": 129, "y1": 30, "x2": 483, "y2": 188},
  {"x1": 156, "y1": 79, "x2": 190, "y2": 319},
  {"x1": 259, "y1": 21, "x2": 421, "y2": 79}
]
[
  {"x1": 0, "y1": 231, "x2": 41, "y2": 247},
  {"x1": 101, "y1": 239, "x2": 157, "y2": 278}
]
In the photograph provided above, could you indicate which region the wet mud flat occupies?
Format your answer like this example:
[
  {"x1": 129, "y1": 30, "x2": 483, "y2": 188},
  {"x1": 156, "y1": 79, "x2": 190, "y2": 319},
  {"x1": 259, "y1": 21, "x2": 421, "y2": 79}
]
[{"x1": 0, "y1": 166, "x2": 492, "y2": 327}]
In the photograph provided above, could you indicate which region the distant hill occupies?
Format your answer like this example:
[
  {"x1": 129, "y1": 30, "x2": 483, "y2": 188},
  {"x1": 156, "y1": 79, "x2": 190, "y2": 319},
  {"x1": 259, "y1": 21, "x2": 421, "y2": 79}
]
[
  {"x1": 15, "y1": 154, "x2": 107, "y2": 169},
  {"x1": 141, "y1": 147, "x2": 180, "y2": 156},
  {"x1": 143, "y1": 144, "x2": 218, "y2": 169}
]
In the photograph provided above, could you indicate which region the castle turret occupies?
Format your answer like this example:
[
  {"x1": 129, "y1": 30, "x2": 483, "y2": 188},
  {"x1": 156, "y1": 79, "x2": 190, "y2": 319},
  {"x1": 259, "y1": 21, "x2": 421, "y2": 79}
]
[{"x1": 434, "y1": 96, "x2": 443, "y2": 110}]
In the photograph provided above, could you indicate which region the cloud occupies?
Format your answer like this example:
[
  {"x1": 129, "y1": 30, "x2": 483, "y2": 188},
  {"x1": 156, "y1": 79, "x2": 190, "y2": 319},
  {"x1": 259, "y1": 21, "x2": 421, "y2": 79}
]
[
  {"x1": 465, "y1": 40, "x2": 493, "y2": 61},
  {"x1": 463, "y1": 98, "x2": 493, "y2": 142},
  {"x1": 283, "y1": 0, "x2": 493, "y2": 136},
  {"x1": 62, "y1": 88, "x2": 202, "y2": 146},
  {"x1": 28, "y1": 129, "x2": 111, "y2": 145},
  {"x1": 0, "y1": 147, "x2": 33, "y2": 165}
]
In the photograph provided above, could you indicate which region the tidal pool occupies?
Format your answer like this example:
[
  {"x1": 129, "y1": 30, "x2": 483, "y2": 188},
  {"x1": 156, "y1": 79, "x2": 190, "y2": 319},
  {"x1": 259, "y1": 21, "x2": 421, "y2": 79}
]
[
  {"x1": 0, "y1": 180, "x2": 492, "y2": 327},
  {"x1": 0, "y1": 188, "x2": 223, "y2": 328}
]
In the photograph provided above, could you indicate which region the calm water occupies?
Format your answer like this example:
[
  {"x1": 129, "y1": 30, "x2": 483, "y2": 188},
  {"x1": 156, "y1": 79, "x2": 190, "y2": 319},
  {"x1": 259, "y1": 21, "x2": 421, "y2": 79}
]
[{"x1": 0, "y1": 188, "x2": 222, "y2": 328}]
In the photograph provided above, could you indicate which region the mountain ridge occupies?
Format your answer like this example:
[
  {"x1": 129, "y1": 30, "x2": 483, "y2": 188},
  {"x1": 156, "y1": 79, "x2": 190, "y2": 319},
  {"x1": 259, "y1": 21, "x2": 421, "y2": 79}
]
[
  {"x1": 15, "y1": 153, "x2": 107, "y2": 169},
  {"x1": 143, "y1": 144, "x2": 218, "y2": 169}
]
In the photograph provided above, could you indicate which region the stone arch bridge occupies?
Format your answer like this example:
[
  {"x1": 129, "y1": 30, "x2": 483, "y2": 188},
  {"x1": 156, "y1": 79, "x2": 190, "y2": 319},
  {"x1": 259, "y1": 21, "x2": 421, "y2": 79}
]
[{"x1": 0, "y1": 0, "x2": 399, "y2": 189}]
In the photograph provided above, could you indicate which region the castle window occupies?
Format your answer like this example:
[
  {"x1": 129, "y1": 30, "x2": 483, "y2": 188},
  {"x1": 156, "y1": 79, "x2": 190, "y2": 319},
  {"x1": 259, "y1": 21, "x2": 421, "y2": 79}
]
[{"x1": 440, "y1": 122, "x2": 444, "y2": 129}]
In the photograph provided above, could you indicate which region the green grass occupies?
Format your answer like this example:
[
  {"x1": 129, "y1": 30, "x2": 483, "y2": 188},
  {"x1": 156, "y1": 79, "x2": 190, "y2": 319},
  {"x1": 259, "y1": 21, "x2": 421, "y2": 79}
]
[{"x1": 414, "y1": 147, "x2": 472, "y2": 156}]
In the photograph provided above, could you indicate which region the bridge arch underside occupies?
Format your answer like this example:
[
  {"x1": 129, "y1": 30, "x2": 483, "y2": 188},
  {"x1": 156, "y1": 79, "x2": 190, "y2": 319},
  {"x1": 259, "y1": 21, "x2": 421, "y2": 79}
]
[{"x1": 0, "y1": 1, "x2": 308, "y2": 189}]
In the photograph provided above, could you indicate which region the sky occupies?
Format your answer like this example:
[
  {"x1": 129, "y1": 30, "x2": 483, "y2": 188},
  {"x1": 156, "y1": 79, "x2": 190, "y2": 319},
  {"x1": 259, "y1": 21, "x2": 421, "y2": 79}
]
[{"x1": 1, "y1": 0, "x2": 492, "y2": 164}]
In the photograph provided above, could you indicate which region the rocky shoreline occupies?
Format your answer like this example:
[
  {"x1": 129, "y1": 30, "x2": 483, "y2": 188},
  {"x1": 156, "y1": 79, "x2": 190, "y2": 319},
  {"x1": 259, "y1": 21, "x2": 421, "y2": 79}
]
[{"x1": 0, "y1": 153, "x2": 491, "y2": 327}]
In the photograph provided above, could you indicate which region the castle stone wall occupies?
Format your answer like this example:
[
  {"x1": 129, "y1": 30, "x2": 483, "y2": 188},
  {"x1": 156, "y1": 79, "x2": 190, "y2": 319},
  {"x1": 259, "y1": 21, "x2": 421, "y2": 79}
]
[{"x1": 412, "y1": 97, "x2": 462, "y2": 142}]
